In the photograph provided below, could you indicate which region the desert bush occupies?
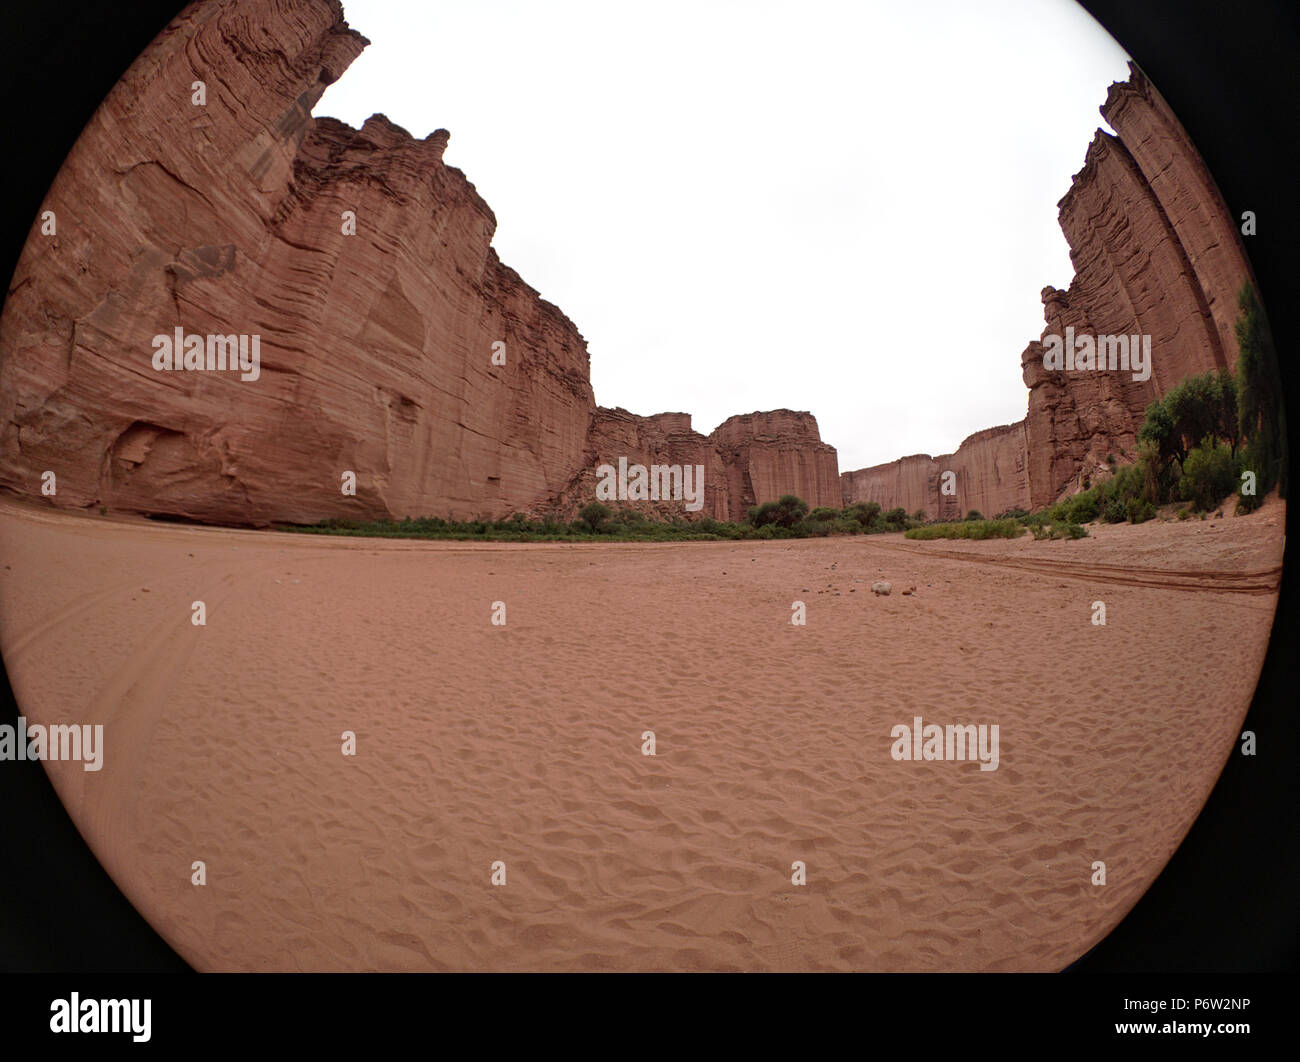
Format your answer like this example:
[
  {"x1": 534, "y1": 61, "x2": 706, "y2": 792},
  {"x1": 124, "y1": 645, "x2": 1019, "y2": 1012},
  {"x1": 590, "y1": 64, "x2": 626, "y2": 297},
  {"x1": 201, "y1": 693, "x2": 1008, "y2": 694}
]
[
  {"x1": 904, "y1": 519, "x2": 1022, "y2": 541},
  {"x1": 878, "y1": 507, "x2": 909, "y2": 532},
  {"x1": 794, "y1": 517, "x2": 831, "y2": 537},
  {"x1": 580, "y1": 501, "x2": 610, "y2": 531},
  {"x1": 1235, "y1": 282, "x2": 1286, "y2": 497},
  {"x1": 1126, "y1": 498, "x2": 1156, "y2": 524},
  {"x1": 1179, "y1": 438, "x2": 1238, "y2": 512},
  {"x1": 842, "y1": 501, "x2": 882, "y2": 529},
  {"x1": 749, "y1": 494, "x2": 809, "y2": 529},
  {"x1": 1065, "y1": 490, "x2": 1099, "y2": 524}
]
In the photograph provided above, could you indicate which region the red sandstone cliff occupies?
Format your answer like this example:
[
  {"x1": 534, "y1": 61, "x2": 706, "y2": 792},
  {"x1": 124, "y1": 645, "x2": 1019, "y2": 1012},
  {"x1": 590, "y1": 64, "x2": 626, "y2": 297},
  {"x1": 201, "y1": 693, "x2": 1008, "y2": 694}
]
[
  {"x1": 840, "y1": 422, "x2": 1029, "y2": 520},
  {"x1": 0, "y1": 0, "x2": 839, "y2": 525},
  {"x1": 844, "y1": 61, "x2": 1254, "y2": 516},
  {"x1": 557, "y1": 408, "x2": 839, "y2": 523},
  {"x1": 0, "y1": 6, "x2": 1252, "y2": 527},
  {"x1": 709, "y1": 411, "x2": 841, "y2": 521},
  {"x1": 0, "y1": 1, "x2": 594, "y2": 523}
]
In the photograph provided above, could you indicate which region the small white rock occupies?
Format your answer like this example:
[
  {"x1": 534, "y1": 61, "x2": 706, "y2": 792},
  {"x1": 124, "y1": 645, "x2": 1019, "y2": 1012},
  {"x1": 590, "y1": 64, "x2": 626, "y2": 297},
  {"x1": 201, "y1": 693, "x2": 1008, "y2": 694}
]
[{"x1": 871, "y1": 581, "x2": 892, "y2": 596}]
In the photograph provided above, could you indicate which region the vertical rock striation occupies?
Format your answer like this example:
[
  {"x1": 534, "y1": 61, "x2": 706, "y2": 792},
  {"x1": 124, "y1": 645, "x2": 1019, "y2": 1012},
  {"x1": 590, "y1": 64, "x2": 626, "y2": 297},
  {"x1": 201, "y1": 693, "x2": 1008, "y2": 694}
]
[
  {"x1": 0, "y1": 2, "x2": 1250, "y2": 529},
  {"x1": 0, "y1": 0, "x2": 842, "y2": 525}
]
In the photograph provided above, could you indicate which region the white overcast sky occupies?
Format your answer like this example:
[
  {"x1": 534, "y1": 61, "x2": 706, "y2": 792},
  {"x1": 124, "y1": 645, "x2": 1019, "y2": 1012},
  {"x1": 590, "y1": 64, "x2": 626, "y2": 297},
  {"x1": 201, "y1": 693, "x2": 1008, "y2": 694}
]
[{"x1": 318, "y1": 0, "x2": 1132, "y2": 471}]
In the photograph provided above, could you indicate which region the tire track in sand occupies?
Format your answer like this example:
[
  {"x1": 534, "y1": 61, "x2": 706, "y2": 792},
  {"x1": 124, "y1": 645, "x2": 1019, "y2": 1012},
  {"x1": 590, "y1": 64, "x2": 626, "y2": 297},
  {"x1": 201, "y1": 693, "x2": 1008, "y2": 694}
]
[{"x1": 880, "y1": 541, "x2": 1281, "y2": 594}]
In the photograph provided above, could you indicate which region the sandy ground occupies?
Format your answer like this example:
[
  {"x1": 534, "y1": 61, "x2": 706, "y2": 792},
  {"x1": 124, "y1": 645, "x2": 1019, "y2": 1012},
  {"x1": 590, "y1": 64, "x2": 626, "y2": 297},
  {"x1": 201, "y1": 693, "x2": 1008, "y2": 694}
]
[{"x1": 0, "y1": 496, "x2": 1284, "y2": 971}]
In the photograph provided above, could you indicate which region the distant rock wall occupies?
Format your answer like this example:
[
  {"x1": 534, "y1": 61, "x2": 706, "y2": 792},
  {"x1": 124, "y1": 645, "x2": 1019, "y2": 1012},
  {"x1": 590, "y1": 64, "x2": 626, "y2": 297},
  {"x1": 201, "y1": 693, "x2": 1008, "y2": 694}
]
[
  {"x1": 565, "y1": 407, "x2": 839, "y2": 523},
  {"x1": 709, "y1": 411, "x2": 842, "y2": 521},
  {"x1": 840, "y1": 422, "x2": 1029, "y2": 520}
]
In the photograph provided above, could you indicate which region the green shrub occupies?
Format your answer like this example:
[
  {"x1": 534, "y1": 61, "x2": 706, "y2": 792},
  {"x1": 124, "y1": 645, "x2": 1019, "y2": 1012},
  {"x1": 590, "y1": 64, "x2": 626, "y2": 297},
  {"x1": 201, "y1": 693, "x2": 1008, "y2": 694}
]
[
  {"x1": 749, "y1": 494, "x2": 809, "y2": 529},
  {"x1": 1235, "y1": 282, "x2": 1286, "y2": 497},
  {"x1": 1030, "y1": 521, "x2": 1089, "y2": 540},
  {"x1": 964, "y1": 509, "x2": 984, "y2": 522},
  {"x1": 809, "y1": 506, "x2": 840, "y2": 522},
  {"x1": 1102, "y1": 497, "x2": 1128, "y2": 523},
  {"x1": 1065, "y1": 490, "x2": 1099, "y2": 524},
  {"x1": 579, "y1": 501, "x2": 610, "y2": 531},
  {"x1": 1126, "y1": 498, "x2": 1156, "y2": 524},
  {"x1": 842, "y1": 501, "x2": 881, "y2": 529},
  {"x1": 904, "y1": 519, "x2": 1022, "y2": 541},
  {"x1": 1179, "y1": 439, "x2": 1238, "y2": 512},
  {"x1": 794, "y1": 517, "x2": 831, "y2": 537}
]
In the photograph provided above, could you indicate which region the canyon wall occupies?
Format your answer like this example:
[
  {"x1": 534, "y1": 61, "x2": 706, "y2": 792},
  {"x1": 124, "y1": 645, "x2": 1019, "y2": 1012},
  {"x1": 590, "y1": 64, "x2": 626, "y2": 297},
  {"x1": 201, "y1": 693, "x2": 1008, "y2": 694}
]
[
  {"x1": 843, "y1": 61, "x2": 1254, "y2": 516},
  {"x1": 558, "y1": 408, "x2": 840, "y2": 523},
  {"x1": 0, "y1": 3, "x2": 1251, "y2": 530},
  {"x1": 709, "y1": 411, "x2": 842, "y2": 521},
  {"x1": 840, "y1": 422, "x2": 1029, "y2": 520},
  {"x1": 0, "y1": 0, "x2": 838, "y2": 525}
]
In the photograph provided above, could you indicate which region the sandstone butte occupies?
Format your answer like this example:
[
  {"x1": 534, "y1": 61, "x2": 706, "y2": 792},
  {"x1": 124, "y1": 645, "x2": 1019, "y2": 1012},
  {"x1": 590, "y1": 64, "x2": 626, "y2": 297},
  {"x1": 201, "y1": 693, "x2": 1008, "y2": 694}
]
[{"x1": 0, "y1": 0, "x2": 1255, "y2": 527}]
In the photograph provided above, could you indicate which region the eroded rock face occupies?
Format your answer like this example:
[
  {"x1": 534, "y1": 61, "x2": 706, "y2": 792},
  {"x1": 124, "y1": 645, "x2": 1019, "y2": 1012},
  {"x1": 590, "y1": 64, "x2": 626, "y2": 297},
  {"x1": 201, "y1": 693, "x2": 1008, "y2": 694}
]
[
  {"x1": 0, "y1": 0, "x2": 840, "y2": 525},
  {"x1": 0, "y1": 5, "x2": 1250, "y2": 529},
  {"x1": 0, "y1": 1, "x2": 610, "y2": 524},
  {"x1": 562, "y1": 408, "x2": 840, "y2": 522},
  {"x1": 843, "y1": 61, "x2": 1253, "y2": 516},
  {"x1": 840, "y1": 422, "x2": 1029, "y2": 520},
  {"x1": 709, "y1": 411, "x2": 842, "y2": 521}
]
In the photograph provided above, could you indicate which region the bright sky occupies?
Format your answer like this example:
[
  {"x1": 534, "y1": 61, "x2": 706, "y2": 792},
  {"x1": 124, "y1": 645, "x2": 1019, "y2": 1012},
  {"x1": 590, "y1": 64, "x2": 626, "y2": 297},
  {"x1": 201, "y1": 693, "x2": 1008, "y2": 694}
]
[{"x1": 319, "y1": 0, "x2": 1131, "y2": 471}]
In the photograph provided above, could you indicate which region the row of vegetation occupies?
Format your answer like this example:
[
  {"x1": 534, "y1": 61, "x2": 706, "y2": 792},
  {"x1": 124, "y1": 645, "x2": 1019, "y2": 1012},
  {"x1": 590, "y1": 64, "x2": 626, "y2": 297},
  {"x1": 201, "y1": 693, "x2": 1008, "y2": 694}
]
[
  {"x1": 285, "y1": 497, "x2": 936, "y2": 543},
  {"x1": 287, "y1": 285, "x2": 1282, "y2": 545},
  {"x1": 904, "y1": 513, "x2": 1089, "y2": 542}
]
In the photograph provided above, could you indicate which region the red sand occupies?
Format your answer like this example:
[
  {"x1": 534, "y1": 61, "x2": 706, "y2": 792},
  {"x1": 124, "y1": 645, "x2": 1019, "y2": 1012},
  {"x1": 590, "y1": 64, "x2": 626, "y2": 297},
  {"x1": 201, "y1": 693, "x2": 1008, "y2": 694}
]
[{"x1": 0, "y1": 497, "x2": 1283, "y2": 970}]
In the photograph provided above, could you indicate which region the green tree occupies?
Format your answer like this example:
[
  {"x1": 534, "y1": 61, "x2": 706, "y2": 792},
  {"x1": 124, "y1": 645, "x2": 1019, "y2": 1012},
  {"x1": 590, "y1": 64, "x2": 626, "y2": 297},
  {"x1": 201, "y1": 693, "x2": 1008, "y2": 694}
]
[
  {"x1": 1180, "y1": 438, "x2": 1238, "y2": 512},
  {"x1": 579, "y1": 501, "x2": 610, "y2": 531},
  {"x1": 1235, "y1": 282, "x2": 1287, "y2": 496},
  {"x1": 842, "y1": 501, "x2": 882, "y2": 529}
]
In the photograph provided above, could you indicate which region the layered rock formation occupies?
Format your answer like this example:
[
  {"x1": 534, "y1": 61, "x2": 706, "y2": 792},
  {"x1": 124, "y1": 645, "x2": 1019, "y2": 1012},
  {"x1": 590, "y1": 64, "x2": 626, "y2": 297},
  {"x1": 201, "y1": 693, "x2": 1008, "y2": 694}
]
[
  {"x1": 709, "y1": 411, "x2": 841, "y2": 521},
  {"x1": 843, "y1": 61, "x2": 1254, "y2": 516},
  {"x1": 840, "y1": 422, "x2": 1029, "y2": 521},
  {"x1": 0, "y1": 4, "x2": 1252, "y2": 529},
  {"x1": 558, "y1": 408, "x2": 840, "y2": 522},
  {"x1": 0, "y1": 0, "x2": 838, "y2": 525}
]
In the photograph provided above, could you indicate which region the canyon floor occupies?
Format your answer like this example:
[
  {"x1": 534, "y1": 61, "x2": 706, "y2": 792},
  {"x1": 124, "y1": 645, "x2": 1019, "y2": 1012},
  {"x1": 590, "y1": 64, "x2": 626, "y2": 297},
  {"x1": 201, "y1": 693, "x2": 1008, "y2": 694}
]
[{"x1": 0, "y1": 495, "x2": 1284, "y2": 971}]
